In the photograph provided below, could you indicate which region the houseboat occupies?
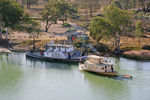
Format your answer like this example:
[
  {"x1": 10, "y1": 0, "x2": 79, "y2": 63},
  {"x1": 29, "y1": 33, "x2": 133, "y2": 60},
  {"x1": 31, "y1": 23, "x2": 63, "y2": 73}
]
[
  {"x1": 79, "y1": 55, "x2": 119, "y2": 76},
  {"x1": 26, "y1": 41, "x2": 87, "y2": 62}
]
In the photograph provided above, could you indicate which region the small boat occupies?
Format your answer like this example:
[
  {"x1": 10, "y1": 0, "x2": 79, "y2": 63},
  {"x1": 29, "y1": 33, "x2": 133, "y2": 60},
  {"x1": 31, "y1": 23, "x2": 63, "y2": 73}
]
[
  {"x1": 79, "y1": 55, "x2": 119, "y2": 76},
  {"x1": 122, "y1": 75, "x2": 133, "y2": 79}
]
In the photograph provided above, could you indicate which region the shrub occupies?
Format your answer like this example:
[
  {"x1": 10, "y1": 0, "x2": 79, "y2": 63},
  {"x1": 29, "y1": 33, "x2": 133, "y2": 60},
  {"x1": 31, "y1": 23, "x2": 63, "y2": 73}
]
[
  {"x1": 71, "y1": 15, "x2": 80, "y2": 19},
  {"x1": 62, "y1": 22, "x2": 71, "y2": 27},
  {"x1": 2, "y1": 29, "x2": 6, "y2": 33},
  {"x1": 82, "y1": 22, "x2": 91, "y2": 27},
  {"x1": 65, "y1": 28, "x2": 77, "y2": 33},
  {"x1": 142, "y1": 45, "x2": 150, "y2": 50},
  {"x1": 93, "y1": 43, "x2": 108, "y2": 52},
  {"x1": 74, "y1": 39, "x2": 82, "y2": 48},
  {"x1": 137, "y1": 11, "x2": 144, "y2": 19}
]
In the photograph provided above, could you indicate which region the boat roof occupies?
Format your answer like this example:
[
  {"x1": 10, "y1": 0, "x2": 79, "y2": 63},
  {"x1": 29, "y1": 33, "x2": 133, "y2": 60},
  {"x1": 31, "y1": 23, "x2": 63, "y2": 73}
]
[
  {"x1": 88, "y1": 55, "x2": 104, "y2": 59},
  {"x1": 46, "y1": 43, "x2": 73, "y2": 48},
  {"x1": 86, "y1": 61, "x2": 113, "y2": 66}
]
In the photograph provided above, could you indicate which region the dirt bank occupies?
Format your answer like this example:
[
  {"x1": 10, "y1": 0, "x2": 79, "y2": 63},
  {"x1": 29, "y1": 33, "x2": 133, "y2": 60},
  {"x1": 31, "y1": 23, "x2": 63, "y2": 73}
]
[{"x1": 0, "y1": 47, "x2": 11, "y2": 53}]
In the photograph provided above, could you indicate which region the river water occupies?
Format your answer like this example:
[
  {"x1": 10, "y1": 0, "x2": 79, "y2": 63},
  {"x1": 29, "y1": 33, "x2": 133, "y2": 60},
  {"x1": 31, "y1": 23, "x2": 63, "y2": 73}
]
[{"x1": 0, "y1": 53, "x2": 150, "y2": 100}]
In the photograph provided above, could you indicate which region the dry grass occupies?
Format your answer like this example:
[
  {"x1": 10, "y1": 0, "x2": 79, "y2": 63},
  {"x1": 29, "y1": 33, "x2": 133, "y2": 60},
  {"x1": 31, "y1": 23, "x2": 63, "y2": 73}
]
[{"x1": 123, "y1": 50, "x2": 150, "y2": 60}]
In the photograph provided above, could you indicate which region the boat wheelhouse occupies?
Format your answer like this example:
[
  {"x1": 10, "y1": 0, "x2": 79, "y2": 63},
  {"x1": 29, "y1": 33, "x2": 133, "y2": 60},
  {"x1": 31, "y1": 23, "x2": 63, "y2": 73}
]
[{"x1": 79, "y1": 55, "x2": 118, "y2": 76}]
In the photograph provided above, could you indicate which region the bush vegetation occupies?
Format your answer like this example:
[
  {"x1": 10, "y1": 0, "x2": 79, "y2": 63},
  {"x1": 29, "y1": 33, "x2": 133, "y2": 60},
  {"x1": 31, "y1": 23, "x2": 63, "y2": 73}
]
[
  {"x1": 93, "y1": 43, "x2": 108, "y2": 52},
  {"x1": 65, "y1": 28, "x2": 76, "y2": 33},
  {"x1": 73, "y1": 39, "x2": 83, "y2": 48},
  {"x1": 142, "y1": 45, "x2": 150, "y2": 50},
  {"x1": 62, "y1": 23, "x2": 71, "y2": 27}
]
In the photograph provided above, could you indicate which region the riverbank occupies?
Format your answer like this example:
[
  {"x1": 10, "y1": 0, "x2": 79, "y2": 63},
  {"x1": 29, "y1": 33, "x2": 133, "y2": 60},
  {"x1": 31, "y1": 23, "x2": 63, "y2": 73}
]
[
  {"x1": 1, "y1": 20, "x2": 150, "y2": 61},
  {"x1": 0, "y1": 47, "x2": 11, "y2": 53},
  {"x1": 123, "y1": 50, "x2": 150, "y2": 60}
]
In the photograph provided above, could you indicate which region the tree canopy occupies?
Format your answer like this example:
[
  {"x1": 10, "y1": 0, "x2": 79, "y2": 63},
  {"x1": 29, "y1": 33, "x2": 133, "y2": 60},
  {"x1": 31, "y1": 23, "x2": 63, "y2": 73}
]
[
  {"x1": 0, "y1": 0, "x2": 24, "y2": 29},
  {"x1": 90, "y1": 5, "x2": 132, "y2": 54},
  {"x1": 135, "y1": 20, "x2": 144, "y2": 45},
  {"x1": 40, "y1": 0, "x2": 78, "y2": 32},
  {"x1": 78, "y1": 0, "x2": 101, "y2": 18},
  {"x1": 0, "y1": 0, "x2": 41, "y2": 42}
]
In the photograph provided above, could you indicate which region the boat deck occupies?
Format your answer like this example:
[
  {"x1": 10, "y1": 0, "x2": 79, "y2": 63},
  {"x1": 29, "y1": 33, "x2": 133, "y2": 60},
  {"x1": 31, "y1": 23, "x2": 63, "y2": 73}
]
[{"x1": 26, "y1": 51, "x2": 86, "y2": 63}]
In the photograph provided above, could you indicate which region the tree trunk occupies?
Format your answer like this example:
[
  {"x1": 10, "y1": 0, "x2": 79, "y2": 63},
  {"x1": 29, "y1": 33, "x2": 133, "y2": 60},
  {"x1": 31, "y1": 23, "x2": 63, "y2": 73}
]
[
  {"x1": 33, "y1": 34, "x2": 35, "y2": 51},
  {"x1": 22, "y1": 0, "x2": 25, "y2": 5},
  {"x1": 45, "y1": 19, "x2": 52, "y2": 32},
  {"x1": 27, "y1": 3, "x2": 30, "y2": 9},
  {"x1": 5, "y1": 27, "x2": 8, "y2": 42},
  {"x1": 89, "y1": 4, "x2": 93, "y2": 18},
  {"x1": 0, "y1": 21, "x2": 2, "y2": 41},
  {"x1": 113, "y1": 35, "x2": 121, "y2": 55},
  {"x1": 45, "y1": 27, "x2": 48, "y2": 32},
  {"x1": 0, "y1": 26, "x2": 2, "y2": 41},
  {"x1": 28, "y1": 4, "x2": 30, "y2": 9},
  {"x1": 45, "y1": 19, "x2": 49, "y2": 32}
]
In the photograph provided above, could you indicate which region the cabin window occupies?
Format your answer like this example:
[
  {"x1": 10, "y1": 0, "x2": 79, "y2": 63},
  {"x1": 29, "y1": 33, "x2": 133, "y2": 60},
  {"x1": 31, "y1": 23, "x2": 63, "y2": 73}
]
[
  {"x1": 96, "y1": 67, "x2": 98, "y2": 69},
  {"x1": 101, "y1": 67, "x2": 104, "y2": 70}
]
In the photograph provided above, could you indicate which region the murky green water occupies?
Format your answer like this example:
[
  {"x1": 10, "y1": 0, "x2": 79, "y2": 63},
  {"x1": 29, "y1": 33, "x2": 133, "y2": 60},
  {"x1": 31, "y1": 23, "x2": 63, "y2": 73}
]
[{"x1": 0, "y1": 53, "x2": 150, "y2": 100}]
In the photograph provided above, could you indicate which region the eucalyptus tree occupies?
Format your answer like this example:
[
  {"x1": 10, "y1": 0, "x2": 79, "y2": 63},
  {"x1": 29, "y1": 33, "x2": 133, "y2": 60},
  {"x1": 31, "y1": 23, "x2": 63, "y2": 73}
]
[
  {"x1": 39, "y1": 0, "x2": 60, "y2": 32},
  {"x1": 135, "y1": 20, "x2": 144, "y2": 45},
  {"x1": 0, "y1": 0, "x2": 40, "y2": 43},
  {"x1": 111, "y1": 1, "x2": 122, "y2": 9},
  {"x1": 24, "y1": 0, "x2": 39, "y2": 9},
  {"x1": 90, "y1": 5, "x2": 132, "y2": 54},
  {"x1": 112, "y1": 0, "x2": 137, "y2": 10},
  {"x1": 79, "y1": 0, "x2": 100, "y2": 18},
  {"x1": 0, "y1": 0, "x2": 24, "y2": 41},
  {"x1": 40, "y1": 0, "x2": 78, "y2": 32},
  {"x1": 57, "y1": 0, "x2": 78, "y2": 23},
  {"x1": 87, "y1": 0, "x2": 101, "y2": 18},
  {"x1": 25, "y1": 19, "x2": 41, "y2": 51},
  {"x1": 89, "y1": 17, "x2": 107, "y2": 43}
]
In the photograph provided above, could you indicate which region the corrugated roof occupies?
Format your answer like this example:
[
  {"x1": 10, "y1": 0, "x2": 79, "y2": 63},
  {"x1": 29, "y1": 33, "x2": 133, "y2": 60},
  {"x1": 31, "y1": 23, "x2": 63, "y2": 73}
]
[
  {"x1": 86, "y1": 61, "x2": 112, "y2": 66},
  {"x1": 88, "y1": 55, "x2": 104, "y2": 59},
  {"x1": 46, "y1": 43, "x2": 73, "y2": 48}
]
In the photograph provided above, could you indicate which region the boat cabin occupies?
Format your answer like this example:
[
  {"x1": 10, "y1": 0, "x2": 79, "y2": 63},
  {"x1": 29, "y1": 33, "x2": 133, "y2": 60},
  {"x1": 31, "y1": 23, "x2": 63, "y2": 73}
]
[
  {"x1": 88, "y1": 55, "x2": 110, "y2": 64},
  {"x1": 84, "y1": 55, "x2": 114, "y2": 72},
  {"x1": 45, "y1": 41, "x2": 74, "y2": 53}
]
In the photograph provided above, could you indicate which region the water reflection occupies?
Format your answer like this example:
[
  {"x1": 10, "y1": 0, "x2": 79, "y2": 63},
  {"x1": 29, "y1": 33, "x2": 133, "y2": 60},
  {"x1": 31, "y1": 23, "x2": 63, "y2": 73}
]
[
  {"x1": 26, "y1": 57, "x2": 73, "y2": 70},
  {"x1": 0, "y1": 53, "x2": 24, "y2": 99},
  {"x1": 82, "y1": 72, "x2": 131, "y2": 100},
  {"x1": 107, "y1": 57, "x2": 150, "y2": 71}
]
